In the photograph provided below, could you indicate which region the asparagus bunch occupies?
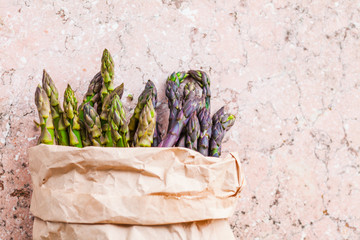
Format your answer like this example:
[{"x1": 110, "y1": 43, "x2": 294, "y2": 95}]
[
  {"x1": 63, "y1": 84, "x2": 82, "y2": 148},
  {"x1": 34, "y1": 51, "x2": 237, "y2": 157},
  {"x1": 35, "y1": 85, "x2": 56, "y2": 145},
  {"x1": 41, "y1": 70, "x2": 69, "y2": 146},
  {"x1": 108, "y1": 94, "x2": 129, "y2": 147},
  {"x1": 209, "y1": 107, "x2": 236, "y2": 157}
]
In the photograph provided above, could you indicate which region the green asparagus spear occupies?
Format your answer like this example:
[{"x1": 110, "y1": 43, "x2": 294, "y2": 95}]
[
  {"x1": 83, "y1": 103, "x2": 103, "y2": 146},
  {"x1": 80, "y1": 125, "x2": 92, "y2": 147},
  {"x1": 143, "y1": 80, "x2": 162, "y2": 147},
  {"x1": 128, "y1": 80, "x2": 157, "y2": 146},
  {"x1": 100, "y1": 49, "x2": 114, "y2": 103},
  {"x1": 78, "y1": 72, "x2": 103, "y2": 146},
  {"x1": 185, "y1": 111, "x2": 200, "y2": 151},
  {"x1": 99, "y1": 83, "x2": 124, "y2": 120},
  {"x1": 63, "y1": 84, "x2": 82, "y2": 148},
  {"x1": 209, "y1": 110, "x2": 236, "y2": 157},
  {"x1": 84, "y1": 72, "x2": 103, "y2": 106},
  {"x1": 79, "y1": 72, "x2": 103, "y2": 121},
  {"x1": 41, "y1": 70, "x2": 68, "y2": 145},
  {"x1": 35, "y1": 85, "x2": 56, "y2": 145},
  {"x1": 98, "y1": 84, "x2": 125, "y2": 147},
  {"x1": 135, "y1": 98, "x2": 156, "y2": 147},
  {"x1": 108, "y1": 95, "x2": 129, "y2": 147}
]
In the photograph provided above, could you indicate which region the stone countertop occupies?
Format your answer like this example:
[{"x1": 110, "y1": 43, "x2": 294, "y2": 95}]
[{"x1": 1, "y1": 0, "x2": 359, "y2": 239}]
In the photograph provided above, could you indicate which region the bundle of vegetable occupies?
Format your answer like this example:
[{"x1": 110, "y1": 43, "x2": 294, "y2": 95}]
[{"x1": 34, "y1": 49, "x2": 236, "y2": 157}]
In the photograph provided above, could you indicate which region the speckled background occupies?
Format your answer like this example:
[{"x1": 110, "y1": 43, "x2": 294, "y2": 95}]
[{"x1": 1, "y1": 0, "x2": 360, "y2": 239}]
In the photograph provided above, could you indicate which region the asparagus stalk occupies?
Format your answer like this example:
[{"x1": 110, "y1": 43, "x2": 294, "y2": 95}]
[
  {"x1": 77, "y1": 72, "x2": 103, "y2": 146},
  {"x1": 98, "y1": 84, "x2": 125, "y2": 147},
  {"x1": 84, "y1": 72, "x2": 103, "y2": 106},
  {"x1": 135, "y1": 98, "x2": 156, "y2": 147},
  {"x1": 63, "y1": 84, "x2": 83, "y2": 148},
  {"x1": 209, "y1": 109, "x2": 236, "y2": 157},
  {"x1": 185, "y1": 111, "x2": 200, "y2": 151},
  {"x1": 188, "y1": 70, "x2": 211, "y2": 109},
  {"x1": 79, "y1": 72, "x2": 103, "y2": 120},
  {"x1": 145, "y1": 80, "x2": 162, "y2": 147},
  {"x1": 41, "y1": 70, "x2": 68, "y2": 145},
  {"x1": 188, "y1": 70, "x2": 212, "y2": 154},
  {"x1": 176, "y1": 133, "x2": 186, "y2": 148},
  {"x1": 183, "y1": 81, "x2": 196, "y2": 101},
  {"x1": 108, "y1": 95, "x2": 129, "y2": 147},
  {"x1": 80, "y1": 125, "x2": 92, "y2": 147},
  {"x1": 99, "y1": 83, "x2": 125, "y2": 120},
  {"x1": 158, "y1": 97, "x2": 203, "y2": 147},
  {"x1": 197, "y1": 107, "x2": 212, "y2": 155},
  {"x1": 100, "y1": 49, "x2": 115, "y2": 103},
  {"x1": 165, "y1": 72, "x2": 188, "y2": 132},
  {"x1": 153, "y1": 122, "x2": 162, "y2": 147},
  {"x1": 83, "y1": 103, "x2": 103, "y2": 146},
  {"x1": 128, "y1": 80, "x2": 157, "y2": 146},
  {"x1": 35, "y1": 85, "x2": 56, "y2": 145}
]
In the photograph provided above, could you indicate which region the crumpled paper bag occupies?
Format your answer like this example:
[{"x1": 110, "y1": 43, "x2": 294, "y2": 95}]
[{"x1": 29, "y1": 145, "x2": 245, "y2": 239}]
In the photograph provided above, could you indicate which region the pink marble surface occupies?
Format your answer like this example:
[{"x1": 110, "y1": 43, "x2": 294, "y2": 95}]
[{"x1": 1, "y1": 0, "x2": 360, "y2": 239}]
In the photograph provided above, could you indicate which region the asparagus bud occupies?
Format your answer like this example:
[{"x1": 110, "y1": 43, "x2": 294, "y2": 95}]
[
  {"x1": 63, "y1": 84, "x2": 82, "y2": 147},
  {"x1": 42, "y1": 70, "x2": 68, "y2": 145},
  {"x1": 108, "y1": 95, "x2": 129, "y2": 147},
  {"x1": 35, "y1": 85, "x2": 56, "y2": 145},
  {"x1": 185, "y1": 111, "x2": 200, "y2": 151},
  {"x1": 83, "y1": 103, "x2": 103, "y2": 146},
  {"x1": 100, "y1": 49, "x2": 115, "y2": 103},
  {"x1": 209, "y1": 109, "x2": 236, "y2": 157},
  {"x1": 135, "y1": 98, "x2": 156, "y2": 147}
]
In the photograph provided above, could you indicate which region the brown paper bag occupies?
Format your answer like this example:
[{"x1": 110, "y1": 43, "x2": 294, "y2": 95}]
[{"x1": 29, "y1": 145, "x2": 245, "y2": 239}]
